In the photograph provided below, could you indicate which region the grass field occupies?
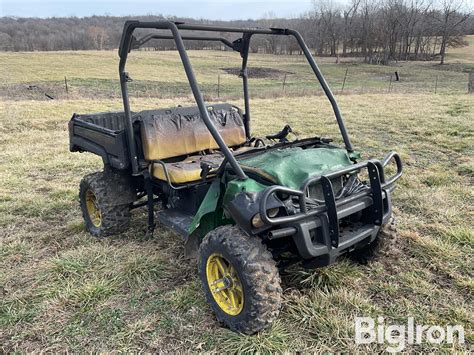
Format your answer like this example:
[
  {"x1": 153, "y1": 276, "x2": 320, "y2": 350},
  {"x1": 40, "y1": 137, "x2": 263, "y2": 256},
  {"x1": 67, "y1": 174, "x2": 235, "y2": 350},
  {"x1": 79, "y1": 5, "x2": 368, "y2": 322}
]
[
  {"x1": 1, "y1": 39, "x2": 473, "y2": 352},
  {"x1": 447, "y1": 35, "x2": 474, "y2": 64},
  {"x1": 1, "y1": 36, "x2": 473, "y2": 101}
]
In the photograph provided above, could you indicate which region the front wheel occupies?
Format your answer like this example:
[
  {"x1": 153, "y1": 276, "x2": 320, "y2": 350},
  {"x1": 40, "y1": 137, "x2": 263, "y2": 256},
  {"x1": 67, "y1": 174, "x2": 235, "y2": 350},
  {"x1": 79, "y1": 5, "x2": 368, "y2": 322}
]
[{"x1": 198, "y1": 225, "x2": 282, "y2": 334}]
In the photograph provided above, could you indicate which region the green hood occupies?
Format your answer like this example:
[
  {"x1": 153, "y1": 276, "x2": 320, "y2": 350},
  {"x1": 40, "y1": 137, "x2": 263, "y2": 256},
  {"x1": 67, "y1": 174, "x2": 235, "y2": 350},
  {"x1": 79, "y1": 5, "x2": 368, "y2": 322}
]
[{"x1": 238, "y1": 147, "x2": 353, "y2": 189}]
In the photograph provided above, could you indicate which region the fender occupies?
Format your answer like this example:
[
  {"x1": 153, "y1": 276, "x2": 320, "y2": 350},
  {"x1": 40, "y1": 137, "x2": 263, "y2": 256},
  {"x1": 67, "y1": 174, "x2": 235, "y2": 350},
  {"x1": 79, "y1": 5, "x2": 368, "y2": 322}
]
[{"x1": 185, "y1": 179, "x2": 223, "y2": 257}]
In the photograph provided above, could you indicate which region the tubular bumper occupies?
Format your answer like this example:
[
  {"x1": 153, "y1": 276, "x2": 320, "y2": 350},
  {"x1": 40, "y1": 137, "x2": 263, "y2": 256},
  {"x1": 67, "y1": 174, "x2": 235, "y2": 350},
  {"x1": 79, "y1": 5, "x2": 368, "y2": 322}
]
[{"x1": 260, "y1": 151, "x2": 402, "y2": 260}]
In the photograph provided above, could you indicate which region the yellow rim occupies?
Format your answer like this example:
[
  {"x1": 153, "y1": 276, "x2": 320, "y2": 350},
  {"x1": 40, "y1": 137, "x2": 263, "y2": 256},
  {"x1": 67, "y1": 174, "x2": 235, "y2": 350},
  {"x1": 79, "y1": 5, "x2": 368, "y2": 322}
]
[
  {"x1": 85, "y1": 189, "x2": 102, "y2": 228},
  {"x1": 206, "y1": 253, "x2": 244, "y2": 316}
]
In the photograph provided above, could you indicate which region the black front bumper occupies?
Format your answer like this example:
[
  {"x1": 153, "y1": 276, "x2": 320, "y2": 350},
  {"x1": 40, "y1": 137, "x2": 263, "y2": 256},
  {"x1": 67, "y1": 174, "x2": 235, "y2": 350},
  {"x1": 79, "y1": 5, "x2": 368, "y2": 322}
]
[
  {"x1": 260, "y1": 152, "x2": 402, "y2": 263},
  {"x1": 289, "y1": 191, "x2": 392, "y2": 264}
]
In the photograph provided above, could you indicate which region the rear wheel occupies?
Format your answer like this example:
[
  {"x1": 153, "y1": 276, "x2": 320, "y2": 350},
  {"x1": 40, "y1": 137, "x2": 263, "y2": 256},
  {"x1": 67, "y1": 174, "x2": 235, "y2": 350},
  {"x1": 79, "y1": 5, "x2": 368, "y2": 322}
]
[
  {"x1": 79, "y1": 170, "x2": 135, "y2": 237},
  {"x1": 198, "y1": 225, "x2": 282, "y2": 334}
]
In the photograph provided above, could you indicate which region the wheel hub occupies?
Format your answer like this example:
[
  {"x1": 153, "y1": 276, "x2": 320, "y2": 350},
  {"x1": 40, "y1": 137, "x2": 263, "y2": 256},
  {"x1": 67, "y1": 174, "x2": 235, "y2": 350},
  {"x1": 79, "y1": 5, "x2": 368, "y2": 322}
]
[
  {"x1": 206, "y1": 253, "x2": 244, "y2": 316},
  {"x1": 85, "y1": 189, "x2": 102, "y2": 228}
]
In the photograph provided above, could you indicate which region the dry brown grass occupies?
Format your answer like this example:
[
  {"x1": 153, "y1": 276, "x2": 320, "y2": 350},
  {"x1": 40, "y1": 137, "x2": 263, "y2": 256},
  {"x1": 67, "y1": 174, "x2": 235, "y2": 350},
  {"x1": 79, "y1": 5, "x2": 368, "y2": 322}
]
[
  {"x1": 1, "y1": 43, "x2": 472, "y2": 102},
  {"x1": 0, "y1": 45, "x2": 473, "y2": 352},
  {"x1": 447, "y1": 35, "x2": 474, "y2": 64},
  {"x1": 1, "y1": 92, "x2": 473, "y2": 352}
]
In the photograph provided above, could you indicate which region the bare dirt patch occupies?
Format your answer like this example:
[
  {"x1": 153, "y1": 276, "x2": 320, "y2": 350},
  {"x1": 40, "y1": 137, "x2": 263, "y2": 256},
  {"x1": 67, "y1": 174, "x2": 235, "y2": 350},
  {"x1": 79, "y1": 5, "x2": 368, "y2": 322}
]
[{"x1": 220, "y1": 67, "x2": 293, "y2": 78}]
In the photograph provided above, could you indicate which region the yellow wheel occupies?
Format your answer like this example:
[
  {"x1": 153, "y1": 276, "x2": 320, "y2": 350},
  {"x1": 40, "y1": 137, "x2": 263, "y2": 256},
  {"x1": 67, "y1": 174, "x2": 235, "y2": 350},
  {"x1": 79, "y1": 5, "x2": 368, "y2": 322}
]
[
  {"x1": 85, "y1": 189, "x2": 102, "y2": 227},
  {"x1": 206, "y1": 253, "x2": 244, "y2": 316},
  {"x1": 79, "y1": 171, "x2": 133, "y2": 237},
  {"x1": 198, "y1": 225, "x2": 282, "y2": 334}
]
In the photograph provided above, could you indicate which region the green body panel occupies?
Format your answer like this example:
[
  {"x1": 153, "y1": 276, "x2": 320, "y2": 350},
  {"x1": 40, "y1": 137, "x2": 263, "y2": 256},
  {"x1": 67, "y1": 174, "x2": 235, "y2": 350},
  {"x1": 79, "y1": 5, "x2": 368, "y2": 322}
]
[
  {"x1": 188, "y1": 179, "x2": 222, "y2": 234},
  {"x1": 348, "y1": 150, "x2": 361, "y2": 160},
  {"x1": 222, "y1": 177, "x2": 267, "y2": 206},
  {"x1": 189, "y1": 179, "x2": 266, "y2": 235},
  {"x1": 238, "y1": 147, "x2": 353, "y2": 190},
  {"x1": 188, "y1": 176, "x2": 267, "y2": 235},
  {"x1": 189, "y1": 147, "x2": 354, "y2": 235}
]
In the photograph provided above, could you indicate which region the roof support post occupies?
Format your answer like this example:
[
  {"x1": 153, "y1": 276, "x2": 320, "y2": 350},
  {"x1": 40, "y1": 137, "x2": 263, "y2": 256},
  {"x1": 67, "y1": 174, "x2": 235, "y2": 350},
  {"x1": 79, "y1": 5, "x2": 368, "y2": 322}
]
[
  {"x1": 167, "y1": 22, "x2": 248, "y2": 179},
  {"x1": 287, "y1": 29, "x2": 354, "y2": 152},
  {"x1": 239, "y1": 33, "x2": 252, "y2": 140}
]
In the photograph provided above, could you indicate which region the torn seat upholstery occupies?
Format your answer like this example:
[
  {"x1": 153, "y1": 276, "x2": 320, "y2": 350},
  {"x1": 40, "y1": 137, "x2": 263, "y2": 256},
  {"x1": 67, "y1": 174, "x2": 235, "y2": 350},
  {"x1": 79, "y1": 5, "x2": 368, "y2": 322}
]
[{"x1": 138, "y1": 104, "x2": 246, "y2": 184}]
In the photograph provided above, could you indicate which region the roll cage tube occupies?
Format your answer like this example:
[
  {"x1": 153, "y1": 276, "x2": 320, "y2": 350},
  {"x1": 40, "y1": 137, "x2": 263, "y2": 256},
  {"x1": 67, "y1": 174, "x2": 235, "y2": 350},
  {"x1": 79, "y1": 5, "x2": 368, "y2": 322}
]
[
  {"x1": 119, "y1": 21, "x2": 247, "y2": 178},
  {"x1": 132, "y1": 34, "x2": 236, "y2": 50},
  {"x1": 118, "y1": 20, "x2": 354, "y2": 176},
  {"x1": 132, "y1": 33, "x2": 253, "y2": 141}
]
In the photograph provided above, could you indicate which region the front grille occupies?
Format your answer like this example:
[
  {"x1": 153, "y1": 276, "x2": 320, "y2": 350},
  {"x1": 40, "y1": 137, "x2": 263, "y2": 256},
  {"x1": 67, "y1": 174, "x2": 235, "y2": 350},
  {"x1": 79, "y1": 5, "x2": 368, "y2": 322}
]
[
  {"x1": 305, "y1": 174, "x2": 368, "y2": 204},
  {"x1": 306, "y1": 176, "x2": 343, "y2": 201}
]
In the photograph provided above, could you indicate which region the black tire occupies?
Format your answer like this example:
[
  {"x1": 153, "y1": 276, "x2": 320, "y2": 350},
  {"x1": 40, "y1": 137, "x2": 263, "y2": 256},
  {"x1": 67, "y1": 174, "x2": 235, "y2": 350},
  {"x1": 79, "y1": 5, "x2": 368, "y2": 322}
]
[
  {"x1": 349, "y1": 216, "x2": 397, "y2": 264},
  {"x1": 198, "y1": 225, "x2": 282, "y2": 334},
  {"x1": 79, "y1": 170, "x2": 135, "y2": 237}
]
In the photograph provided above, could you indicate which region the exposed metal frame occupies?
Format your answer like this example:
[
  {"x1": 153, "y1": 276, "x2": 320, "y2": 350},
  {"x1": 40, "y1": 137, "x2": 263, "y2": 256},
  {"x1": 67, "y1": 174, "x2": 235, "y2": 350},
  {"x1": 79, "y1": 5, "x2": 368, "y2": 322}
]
[{"x1": 118, "y1": 20, "x2": 354, "y2": 177}]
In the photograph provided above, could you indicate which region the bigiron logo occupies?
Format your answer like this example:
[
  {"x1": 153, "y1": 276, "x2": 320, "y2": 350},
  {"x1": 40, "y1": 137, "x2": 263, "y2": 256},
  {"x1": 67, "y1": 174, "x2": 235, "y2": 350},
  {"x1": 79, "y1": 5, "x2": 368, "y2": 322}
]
[{"x1": 354, "y1": 316, "x2": 465, "y2": 352}]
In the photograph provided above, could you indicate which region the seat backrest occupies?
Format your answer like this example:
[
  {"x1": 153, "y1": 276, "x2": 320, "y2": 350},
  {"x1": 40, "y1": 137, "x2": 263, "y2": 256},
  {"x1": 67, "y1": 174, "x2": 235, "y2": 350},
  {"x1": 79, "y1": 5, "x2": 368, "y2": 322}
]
[{"x1": 138, "y1": 104, "x2": 246, "y2": 161}]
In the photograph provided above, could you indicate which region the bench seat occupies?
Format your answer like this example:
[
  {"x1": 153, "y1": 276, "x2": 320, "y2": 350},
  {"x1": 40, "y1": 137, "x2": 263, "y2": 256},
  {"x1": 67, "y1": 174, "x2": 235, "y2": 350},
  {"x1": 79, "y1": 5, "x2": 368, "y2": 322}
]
[
  {"x1": 151, "y1": 153, "x2": 224, "y2": 184},
  {"x1": 137, "y1": 104, "x2": 247, "y2": 184}
]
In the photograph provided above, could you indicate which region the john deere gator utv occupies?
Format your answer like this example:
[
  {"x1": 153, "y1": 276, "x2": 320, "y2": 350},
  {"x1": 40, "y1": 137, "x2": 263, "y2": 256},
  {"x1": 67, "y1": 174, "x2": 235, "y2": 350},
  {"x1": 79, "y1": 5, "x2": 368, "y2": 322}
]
[{"x1": 69, "y1": 20, "x2": 403, "y2": 334}]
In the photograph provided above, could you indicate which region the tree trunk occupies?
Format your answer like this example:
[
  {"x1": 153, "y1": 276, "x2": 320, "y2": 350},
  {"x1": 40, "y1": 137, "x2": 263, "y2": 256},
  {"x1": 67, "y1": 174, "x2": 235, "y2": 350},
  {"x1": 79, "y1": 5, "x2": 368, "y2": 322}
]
[{"x1": 439, "y1": 40, "x2": 446, "y2": 65}]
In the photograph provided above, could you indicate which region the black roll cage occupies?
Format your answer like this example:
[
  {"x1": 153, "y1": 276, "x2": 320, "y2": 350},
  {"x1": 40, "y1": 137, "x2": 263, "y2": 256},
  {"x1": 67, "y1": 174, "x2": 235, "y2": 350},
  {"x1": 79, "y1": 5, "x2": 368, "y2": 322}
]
[{"x1": 118, "y1": 20, "x2": 354, "y2": 177}]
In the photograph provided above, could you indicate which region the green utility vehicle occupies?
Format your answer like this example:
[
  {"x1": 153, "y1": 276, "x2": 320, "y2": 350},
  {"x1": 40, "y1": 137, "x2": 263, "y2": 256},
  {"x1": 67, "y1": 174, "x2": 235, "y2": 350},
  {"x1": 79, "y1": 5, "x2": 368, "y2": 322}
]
[{"x1": 69, "y1": 21, "x2": 402, "y2": 334}]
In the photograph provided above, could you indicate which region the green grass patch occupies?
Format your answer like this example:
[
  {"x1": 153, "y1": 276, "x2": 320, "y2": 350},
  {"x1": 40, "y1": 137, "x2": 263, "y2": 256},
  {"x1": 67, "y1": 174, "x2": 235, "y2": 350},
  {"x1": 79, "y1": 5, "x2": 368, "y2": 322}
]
[{"x1": 447, "y1": 102, "x2": 470, "y2": 117}]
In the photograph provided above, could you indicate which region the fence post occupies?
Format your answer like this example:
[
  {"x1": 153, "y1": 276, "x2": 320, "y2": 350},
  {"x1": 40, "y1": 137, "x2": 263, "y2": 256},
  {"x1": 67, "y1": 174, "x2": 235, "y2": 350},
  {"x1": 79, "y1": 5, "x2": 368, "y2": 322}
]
[
  {"x1": 217, "y1": 74, "x2": 220, "y2": 98},
  {"x1": 64, "y1": 76, "x2": 69, "y2": 95},
  {"x1": 341, "y1": 67, "x2": 348, "y2": 94},
  {"x1": 282, "y1": 73, "x2": 287, "y2": 93},
  {"x1": 469, "y1": 72, "x2": 474, "y2": 93},
  {"x1": 434, "y1": 75, "x2": 438, "y2": 94}
]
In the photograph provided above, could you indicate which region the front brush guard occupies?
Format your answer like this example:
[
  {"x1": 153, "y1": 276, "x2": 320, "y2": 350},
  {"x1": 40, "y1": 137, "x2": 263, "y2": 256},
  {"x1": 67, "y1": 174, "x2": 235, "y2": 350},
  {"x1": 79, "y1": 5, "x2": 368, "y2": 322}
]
[{"x1": 259, "y1": 151, "x2": 402, "y2": 249}]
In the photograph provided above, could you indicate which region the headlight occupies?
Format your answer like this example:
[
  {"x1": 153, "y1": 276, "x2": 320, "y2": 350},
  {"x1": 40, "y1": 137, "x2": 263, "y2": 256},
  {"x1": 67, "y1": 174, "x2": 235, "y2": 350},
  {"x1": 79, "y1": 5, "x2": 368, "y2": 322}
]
[{"x1": 251, "y1": 208, "x2": 279, "y2": 228}]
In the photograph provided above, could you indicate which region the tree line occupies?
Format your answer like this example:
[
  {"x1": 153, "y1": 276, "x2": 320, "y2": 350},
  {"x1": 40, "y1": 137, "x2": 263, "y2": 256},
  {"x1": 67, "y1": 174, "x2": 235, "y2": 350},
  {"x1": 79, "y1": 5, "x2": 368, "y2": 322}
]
[
  {"x1": 0, "y1": 0, "x2": 472, "y2": 64},
  {"x1": 298, "y1": 0, "x2": 472, "y2": 64}
]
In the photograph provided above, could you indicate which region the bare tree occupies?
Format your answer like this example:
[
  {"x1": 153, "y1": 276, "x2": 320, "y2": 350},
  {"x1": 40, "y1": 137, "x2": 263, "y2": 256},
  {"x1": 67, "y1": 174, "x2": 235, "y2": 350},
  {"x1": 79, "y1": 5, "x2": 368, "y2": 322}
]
[
  {"x1": 342, "y1": 0, "x2": 360, "y2": 56},
  {"x1": 0, "y1": 8, "x2": 470, "y2": 59},
  {"x1": 359, "y1": 0, "x2": 379, "y2": 63},
  {"x1": 311, "y1": 0, "x2": 343, "y2": 56},
  {"x1": 435, "y1": 0, "x2": 471, "y2": 64},
  {"x1": 87, "y1": 26, "x2": 108, "y2": 50}
]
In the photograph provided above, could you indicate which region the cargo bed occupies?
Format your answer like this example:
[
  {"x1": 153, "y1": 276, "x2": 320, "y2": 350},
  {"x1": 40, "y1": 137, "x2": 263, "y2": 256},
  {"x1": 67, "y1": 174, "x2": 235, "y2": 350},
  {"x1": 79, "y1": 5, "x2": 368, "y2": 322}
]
[{"x1": 68, "y1": 111, "x2": 132, "y2": 170}]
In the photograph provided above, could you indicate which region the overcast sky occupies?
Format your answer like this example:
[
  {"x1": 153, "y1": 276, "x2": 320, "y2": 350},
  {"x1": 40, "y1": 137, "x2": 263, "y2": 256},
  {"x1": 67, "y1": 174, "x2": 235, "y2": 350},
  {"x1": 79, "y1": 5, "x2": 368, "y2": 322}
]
[{"x1": 0, "y1": 0, "x2": 326, "y2": 20}]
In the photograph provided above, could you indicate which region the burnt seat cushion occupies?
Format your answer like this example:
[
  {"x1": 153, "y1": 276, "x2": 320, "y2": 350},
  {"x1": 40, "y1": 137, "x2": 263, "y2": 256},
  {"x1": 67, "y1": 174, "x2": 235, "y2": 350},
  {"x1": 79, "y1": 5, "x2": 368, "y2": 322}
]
[
  {"x1": 152, "y1": 153, "x2": 224, "y2": 184},
  {"x1": 138, "y1": 104, "x2": 246, "y2": 161},
  {"x1": 150, "y1": 146, "x2": 256, "y2": 184}
]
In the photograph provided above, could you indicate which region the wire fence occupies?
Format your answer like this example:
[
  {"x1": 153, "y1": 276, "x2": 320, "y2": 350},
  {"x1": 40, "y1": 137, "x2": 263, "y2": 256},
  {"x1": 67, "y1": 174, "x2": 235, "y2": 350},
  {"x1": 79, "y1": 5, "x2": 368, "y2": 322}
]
[{"x1": 1, "y1": 68, "x2": 472, "y2": 101}]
